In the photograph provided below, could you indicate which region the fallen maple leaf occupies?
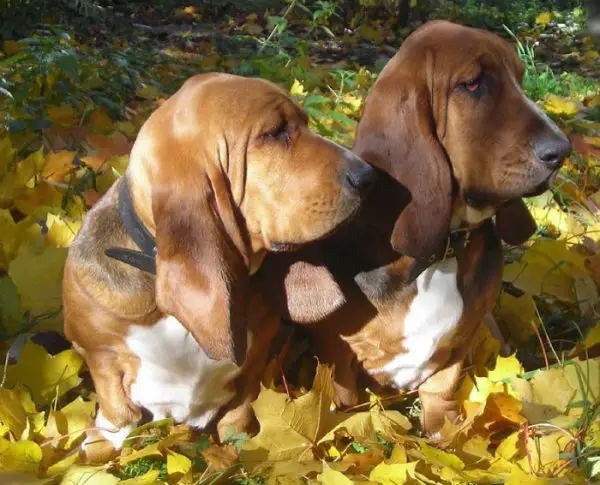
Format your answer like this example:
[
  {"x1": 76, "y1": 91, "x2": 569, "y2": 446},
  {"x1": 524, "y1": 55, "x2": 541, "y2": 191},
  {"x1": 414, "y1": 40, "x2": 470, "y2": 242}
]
[
  {"x1": 4, "y1": 342, "x2": 83, "y2": 407},
  {"x1": 166, "y1": 449, "x2": 192, "y2": 481},
  {"x1": 369, "y1": 461, "x2": 417, "y2": 484},
  {"x1": 42, "y1": 151, "x2": 76, "y2": 182},
  {"x1": 8, "y1": 244, "x2": 67, "y2": 332},
  {"x1": 240, "y1": 364, "x2": 345, "y2": 463},
  {"x1": 493, "y1": 291, "x2": 541, "y2": 346},
  {"x1": 60, "y1": 466, "x2": 118, "y2": 484},
  {"x1": 200, "y1": 443, "x2": 237, "y2": 472},
  {"x1": 318, "y1": 463, "x2": 354, "y2": 484},
  {"x1": 503, "y1": 239, "x2": 591, "y2": 303},
  {"x1": 0, "y1": 439, "x2": 42, "y2": 474},
  {"x1": 509, "y1": 368, "x2": 576, "y2": 425}
]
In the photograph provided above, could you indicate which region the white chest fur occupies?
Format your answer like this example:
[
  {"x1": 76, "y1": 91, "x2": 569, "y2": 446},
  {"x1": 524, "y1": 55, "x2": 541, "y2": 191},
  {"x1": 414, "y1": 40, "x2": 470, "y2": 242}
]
[
  {"x1": 126, "y1": 316, "x2": 239, "y2": 429},
  {"x1": 372, "y1": 258, "x2": 464, "y2": 390}
]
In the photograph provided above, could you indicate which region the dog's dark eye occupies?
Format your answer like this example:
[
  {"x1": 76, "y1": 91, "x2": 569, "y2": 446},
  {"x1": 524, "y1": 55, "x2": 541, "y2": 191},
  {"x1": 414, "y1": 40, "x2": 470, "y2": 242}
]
[
  {"x1": 263, "y1": 122, "x2": 290, "y2": 144},
  {"x1": 461, "y1": 74, "x2": 483, "y2": 94}
]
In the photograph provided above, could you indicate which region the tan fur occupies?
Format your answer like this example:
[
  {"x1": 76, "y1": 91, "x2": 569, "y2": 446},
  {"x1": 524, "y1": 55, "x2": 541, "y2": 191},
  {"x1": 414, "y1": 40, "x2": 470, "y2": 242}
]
[
  {"x1": 63, "y1": 73, "x2": 375, "y2": 453},
  {"x1": 262, "y1": 21, "x2": 570, "y2": 435}
]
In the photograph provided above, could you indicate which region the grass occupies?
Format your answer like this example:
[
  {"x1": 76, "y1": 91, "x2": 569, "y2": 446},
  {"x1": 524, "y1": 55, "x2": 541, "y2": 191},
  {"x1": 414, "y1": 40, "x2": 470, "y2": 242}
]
[
  {"x1": 116, "y1": 457, "x2": 168, "y2": 481},
  {"x1": 503, "y1": 24, "x2": 598, "y2": 102}
]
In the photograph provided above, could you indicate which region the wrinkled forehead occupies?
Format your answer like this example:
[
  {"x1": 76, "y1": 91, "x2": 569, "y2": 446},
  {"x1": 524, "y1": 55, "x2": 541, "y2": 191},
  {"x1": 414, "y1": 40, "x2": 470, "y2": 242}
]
[
  {"x1": 181, "y1": 76, "x2": 305, "y2": 125},
  {"x1": 405, "y1": 22, "x2": 523, "y2": 80}
]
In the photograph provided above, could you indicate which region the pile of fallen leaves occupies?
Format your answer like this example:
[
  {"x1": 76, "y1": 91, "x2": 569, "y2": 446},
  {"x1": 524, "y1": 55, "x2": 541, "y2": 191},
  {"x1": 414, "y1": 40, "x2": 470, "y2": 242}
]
[{"x1": 1, "y1": 6, "x2": 599, "y2": 484}]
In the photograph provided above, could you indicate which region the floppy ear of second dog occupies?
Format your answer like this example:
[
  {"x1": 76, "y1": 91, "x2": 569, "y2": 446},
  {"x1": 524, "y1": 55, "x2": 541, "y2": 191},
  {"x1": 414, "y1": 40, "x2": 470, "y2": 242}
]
[
  {"x1": 62, "y1": 73, "x2": 376, "y2": 450},
  {"x1": 261, "y1": 20, "x2": 570, "y2": 435}
]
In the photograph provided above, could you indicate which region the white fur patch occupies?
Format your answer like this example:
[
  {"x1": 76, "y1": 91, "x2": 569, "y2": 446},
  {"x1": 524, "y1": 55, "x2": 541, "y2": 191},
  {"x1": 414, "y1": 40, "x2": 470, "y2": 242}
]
[
  {"x1": 89, "y1": 410, "x2": 135, "y2": 449},
  {"x1": 126, "y1": 316, "x2": 239, "y2": 430},
  {"x1": 451, "y1": 205, "x2": 496, "y2": 229},
  {"x1": 371, "y1": 258, "x2": 464, "y2": 390}
]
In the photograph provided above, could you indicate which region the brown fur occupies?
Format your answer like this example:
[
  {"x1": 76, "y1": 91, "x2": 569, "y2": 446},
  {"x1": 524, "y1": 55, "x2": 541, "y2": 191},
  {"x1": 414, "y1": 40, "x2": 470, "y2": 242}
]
[
  {"x1": 261, "y1": 21, "x2": 570, "y2": 435},
  {"x1": 63, "y1": 73, "x2": 375, "y2": 451}
]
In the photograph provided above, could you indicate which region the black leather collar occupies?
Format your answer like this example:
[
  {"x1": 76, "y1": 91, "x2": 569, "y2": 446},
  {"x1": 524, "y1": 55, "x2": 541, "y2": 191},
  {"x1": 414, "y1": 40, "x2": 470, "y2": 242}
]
[{"x1": 104, "y1": 175, "x2": 157, "y2": 275}]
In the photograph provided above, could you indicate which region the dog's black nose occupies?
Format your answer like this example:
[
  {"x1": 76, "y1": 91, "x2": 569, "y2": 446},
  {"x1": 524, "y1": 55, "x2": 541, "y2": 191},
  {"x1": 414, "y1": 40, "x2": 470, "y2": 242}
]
[
  {"x1": 534, "y1": 134, "x2": 571, "y2": 170},
  {"x1": 344, "y1": 161, "x2": 377, "y2": 194}
]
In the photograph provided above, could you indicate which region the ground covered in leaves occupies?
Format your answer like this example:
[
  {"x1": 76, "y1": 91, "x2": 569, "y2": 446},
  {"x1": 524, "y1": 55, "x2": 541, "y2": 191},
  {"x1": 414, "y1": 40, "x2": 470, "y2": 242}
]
[{"x1": 0, "y1": 2, "x2": 599, "y2": 484}]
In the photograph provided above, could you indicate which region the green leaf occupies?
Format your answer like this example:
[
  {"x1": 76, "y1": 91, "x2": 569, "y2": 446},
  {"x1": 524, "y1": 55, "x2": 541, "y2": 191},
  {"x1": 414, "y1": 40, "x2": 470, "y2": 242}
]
[
  {"x1": 328, "y1": 111, "x2": 357, "y2": 127},
  {"x1": 303, "y1": 95, "x2": 331, "y2": 107},
  {"x1": 0, "y1": 276, "x2": 23, "y2": 338}
]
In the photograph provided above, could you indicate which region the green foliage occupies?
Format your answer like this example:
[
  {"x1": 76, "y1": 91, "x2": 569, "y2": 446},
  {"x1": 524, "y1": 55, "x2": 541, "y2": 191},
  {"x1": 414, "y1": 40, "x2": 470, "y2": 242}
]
[
  {"x1": 0, "y1": 29, "x2": 176, "y2": 135},
  {"x1": 117, "y1": 457, "x2": 168, "y2": 481},
  {"x1": 504, "y1": 25, "x2": 597, "y2": 101}
]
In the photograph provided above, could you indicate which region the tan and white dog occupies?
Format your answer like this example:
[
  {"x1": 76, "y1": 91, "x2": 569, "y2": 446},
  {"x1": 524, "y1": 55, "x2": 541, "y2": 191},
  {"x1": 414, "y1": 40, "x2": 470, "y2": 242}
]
[{"x1": 62, "y1": 73, "x2": 376, "y2": 451}]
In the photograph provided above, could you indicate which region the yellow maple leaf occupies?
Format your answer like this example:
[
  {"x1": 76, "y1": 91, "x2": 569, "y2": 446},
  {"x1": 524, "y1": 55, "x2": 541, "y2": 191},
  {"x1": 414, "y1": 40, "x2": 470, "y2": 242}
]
[
  {"x1": 418, "y1": 442, "x2": 465, "y2": 471},
  {"x1": 319, "y1": 409, "x2": 411, "y2": 444},
  {"x1": 166, "y1": 450, "x2": 192, "y2": 482},
  {"x1": 8, "y1": 244, "x2": 67, "y2": 332},
  {"x1": 527, "y1": 192, "x2": 585, "y2": 239},
  {"x1": 0, "y1": 439, "x2": 42, "y2": 474},
  {"x1": 16, "y1": 147, "x2": 46, "y2": 190},
  {"x1": 488, "y1": 354, "x2": 523, "y2": 382},
  {"x1": 481, "y1": 393, "x2": 527, "y2": 429},
  {"x1": 544, "y1": 94, "x2": 577, "y2": 116},
  {"x1": 0, "y1": 471, "x2": 50, "y2": 484},
  {"x1": 5, "y1": 342, "x2": 83, "y2": 407},
  {"x1": 290, "y1": 79, "x2": 307, "y2": 98},
  {"x1": 60, "y1": 466, "x2": 118, "y2": 484},
  {"x1": 42, "y1": 150, "x2": 75, "y2": 182},
  {"x1": 46, "y1": 105, "x2": 79, "y2": 127},
  {"x1": 45, "y1": 213, "x2": 81, "y2": 248},
  {"x1": 87, "y1": 109, "x2": 114, "y2": 133},
  {"x1": 0, "y1": 389, "x2": 29, "y2": 439},
  {"x1": 240, "y1": 364, "x2": 344, "y2": 463},
  {"x1": 0, "y1": 136, "x2": 16, "y2": 176},
  {"x1": 536, "y1": 11, "x2": 553, "y2": 25},
  {"x1": 46, "y1": 451, "x2": 79, "y2": 476},
  {"x1": 493, "y1": 292, "x2": 541, "y2": 345},
  {"x1": 509, "y1": 367, "x2": 575, "y2": 424},
  {"x1": 583, "y1": 324, "x2": 600, "y2": 350},
  {"x1": 318, "y1": 463, "x2": 354, "y2": 484},
  {"x1": 118, "y1": 424, "x2": 189, "y2": 465},
  {"x1": 503, "y1": 239, "x2": 589, "y2": 303},
  {"x1": 389, "y1": 444, "x2": 407, "y2": 463},
  {"x1": 0, "y1": 209, "x2": 18, "y2": 271},
  {"x1": 48, "y1": 397, "x2": 96, "y2": 449},
  {"x1": 496, "y1": 431, "x2": 520, "y2": 461},
  {"x1": 467, "y1": 376, "x2": 506, "y2": 403},
  {"x1": 517, "y1": 431, "x2": 571, "y2": 475},
  {"x1": 369, "y1": 461, "x2": 417, "y2": 484},
  {"x1": 563, "y1": 358, "x2": 599, "y2": 403},
  {"x1": 13, "y1": 184, "x2": 63, "y2": 217}
]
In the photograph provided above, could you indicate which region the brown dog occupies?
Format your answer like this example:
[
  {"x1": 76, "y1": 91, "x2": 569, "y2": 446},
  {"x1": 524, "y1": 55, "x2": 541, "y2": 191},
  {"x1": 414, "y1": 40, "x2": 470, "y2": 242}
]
[
  {"x1": 62, "y1": 73, "x2": 376, "y2": 449},
  {"x1": 260, "y1": 21, "x2": 571, "y2": 434}
]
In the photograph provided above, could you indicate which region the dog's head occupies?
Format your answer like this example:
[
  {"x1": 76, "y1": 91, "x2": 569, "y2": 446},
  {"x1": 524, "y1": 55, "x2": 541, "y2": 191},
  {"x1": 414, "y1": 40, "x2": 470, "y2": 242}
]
[
  {"x1": 126, "y1": 73, "x2": 375, "y2": 363},
  {"x1": 354, "y1": 21, "x2": 570, "y2": 259}
]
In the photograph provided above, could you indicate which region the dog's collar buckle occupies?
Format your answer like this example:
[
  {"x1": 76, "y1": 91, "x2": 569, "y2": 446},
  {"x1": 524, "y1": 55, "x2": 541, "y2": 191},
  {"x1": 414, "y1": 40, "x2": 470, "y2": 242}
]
[
  {"x1": 426, "y1": 228, "x2": 471, "y2": 265},
  {"x1": 105, "y1": 175, "x2": 157, "y2": 275}
]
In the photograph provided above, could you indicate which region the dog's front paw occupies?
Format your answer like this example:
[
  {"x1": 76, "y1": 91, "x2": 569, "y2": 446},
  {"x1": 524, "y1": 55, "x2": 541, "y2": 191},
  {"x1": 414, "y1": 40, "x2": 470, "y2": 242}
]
[{"x1": 80, "y1": 410, "x2": 137, "y2": 462}]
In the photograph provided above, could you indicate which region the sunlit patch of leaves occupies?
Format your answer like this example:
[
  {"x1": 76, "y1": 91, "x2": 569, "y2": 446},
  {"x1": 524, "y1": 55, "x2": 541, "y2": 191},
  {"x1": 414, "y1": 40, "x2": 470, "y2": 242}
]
[{"x1": 0, "y1": 1, "x2": 599, "y2": 483}]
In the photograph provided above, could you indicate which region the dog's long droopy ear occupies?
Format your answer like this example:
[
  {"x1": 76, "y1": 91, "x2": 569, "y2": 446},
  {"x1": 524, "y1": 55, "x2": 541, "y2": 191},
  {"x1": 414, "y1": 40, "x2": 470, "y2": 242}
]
[
  {"x1": 353, "y1": 59, "x2": 453, "y2": 260},
  {"x1": 495, "y1": 199, "x2": 537, "y2": 246},
  {"x1": 152, "y1": 170, "x2": 248, "y2": 365}
]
